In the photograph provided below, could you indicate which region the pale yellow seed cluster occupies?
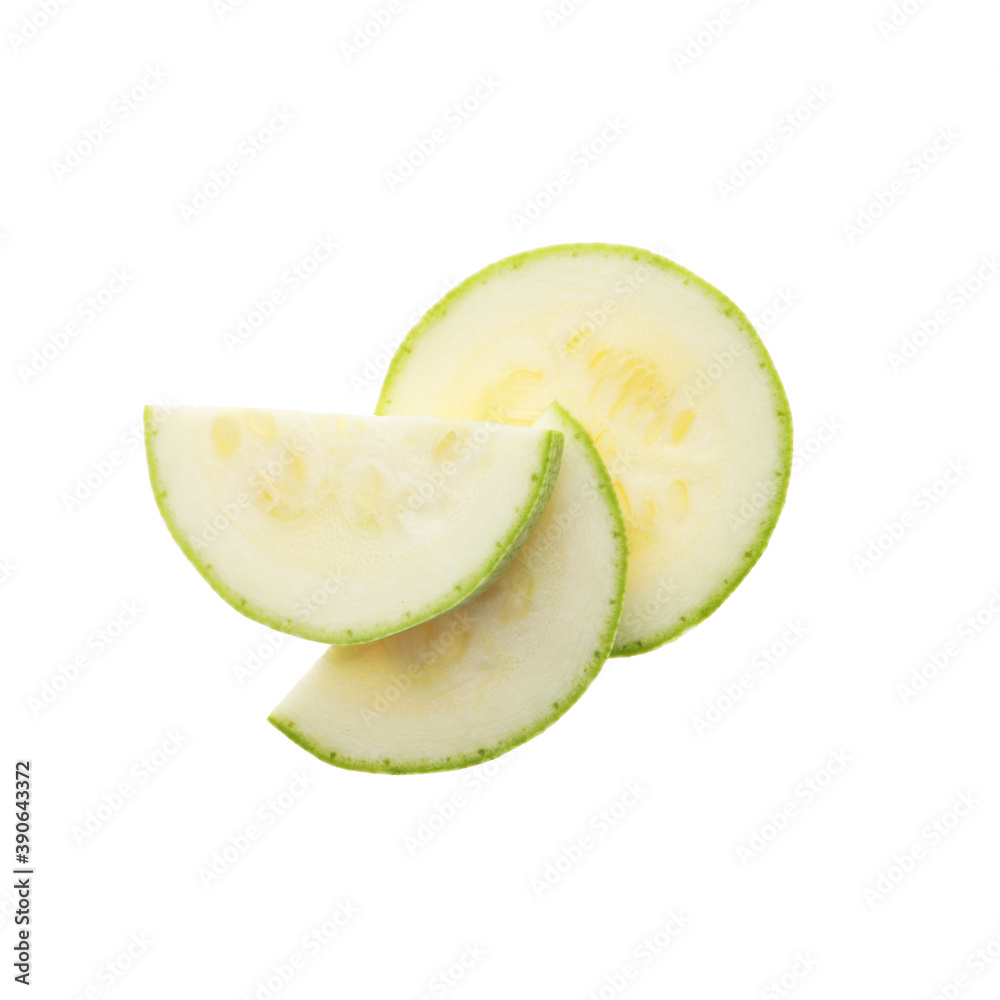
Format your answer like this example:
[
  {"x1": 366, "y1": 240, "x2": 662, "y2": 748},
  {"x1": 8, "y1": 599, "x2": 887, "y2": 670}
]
[
  {"x1": 499, "y1": 564, "x2": 535, "y2": 624},
  {"x1": 431, "y1": 429, "x2": 458, "y2": 463},
  {"x1": 210, "y1": 411, "x2": 311, "y2": 521},
  {"x1": 576, "y1": 332, "x2": 695, "y2": 535},
  {"x1": 498, "y1": 370, "x2": 545, "y2": 424},
  {"x1": 241, "y1": 409, "x2": 277, "y2": 441},
  {"x1": 210, "y1": 415, "x2": 241, "y2": 457},
  {"x1": 477, "y1": 330, "x2": 698, "y2": 546},
  {"x1": 352, "y1": 463, "x2": 383, "y2": 521}
]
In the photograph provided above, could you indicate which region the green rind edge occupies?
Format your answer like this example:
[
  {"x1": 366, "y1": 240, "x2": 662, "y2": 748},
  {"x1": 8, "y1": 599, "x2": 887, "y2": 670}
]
[
  {"x1": 268, "y1": 402, "x2": 628, "y2": 775},
  {"x1": 145, "y1": 406, "x2": 564, "y2": 645},
  {"x1": 374, "y1": 242, "x2": 793, "y2": 658},
  {"x1": 451, "y1": 428, "x2": 563, "y2": 609}
]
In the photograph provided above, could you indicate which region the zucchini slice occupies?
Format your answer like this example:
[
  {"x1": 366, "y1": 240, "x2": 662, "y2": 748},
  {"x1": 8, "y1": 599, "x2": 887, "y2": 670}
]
[
  {"x1": 146, "y1": 406, "x2": 563, "y2": 643},
  {"x1": 376, "y1": 244, "x2": 791, "y2": 655},
  {"x1": 269, "y1": 404, "x2": 626, "y2": 773}
]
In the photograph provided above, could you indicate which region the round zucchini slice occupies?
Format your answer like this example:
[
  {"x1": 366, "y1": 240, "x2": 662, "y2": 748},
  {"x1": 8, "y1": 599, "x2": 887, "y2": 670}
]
[{"x1": 376, "y1": 244, "x2": 791, "y2": 655}]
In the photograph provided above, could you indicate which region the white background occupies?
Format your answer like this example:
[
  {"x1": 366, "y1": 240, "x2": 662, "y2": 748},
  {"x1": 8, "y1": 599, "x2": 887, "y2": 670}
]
[{"x1": 3, "y1": 0, "x2": 1000, "y2": 997}]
